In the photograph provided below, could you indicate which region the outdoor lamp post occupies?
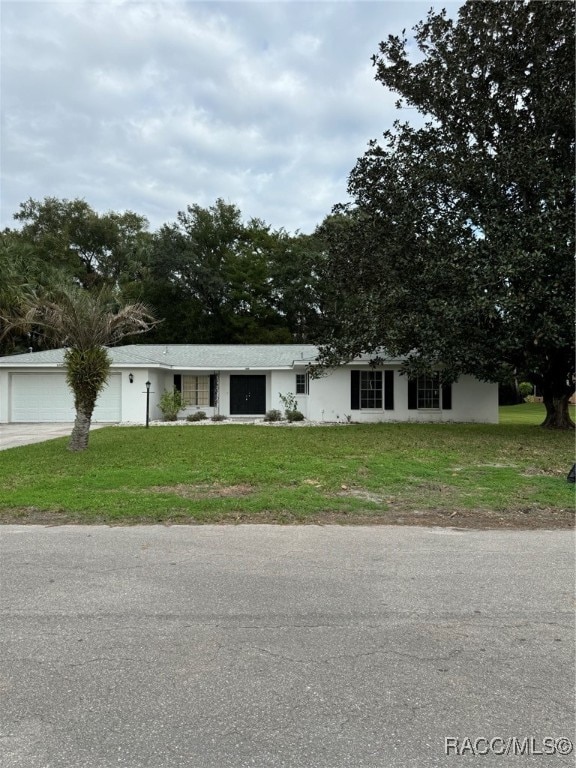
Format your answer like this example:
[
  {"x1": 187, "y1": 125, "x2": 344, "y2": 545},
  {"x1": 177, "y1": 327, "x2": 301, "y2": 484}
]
[{"x1": 145, "y1": 381, "x2": 151, "y2": 428}]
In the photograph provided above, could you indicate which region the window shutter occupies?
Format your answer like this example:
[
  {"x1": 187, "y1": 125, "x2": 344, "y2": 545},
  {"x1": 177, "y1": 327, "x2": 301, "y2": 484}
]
[
  {"x1": 351, "y1": 371, "x2": 360, "y2": 410},
  {"x1": 174, "y1": 374, "x2": 182, "y2": 392},
  {"x1": 442, "y1": 383, "x2": 452, "y2": 410},
  {"x1": 209, "y1": 375, "x2": 216, "y2": 407},
  {"x1": 384, "y1": 371, "x2": 394, "y2": 410},
  {"x1": 408, "y1": 379, "x2": 417, "y2": 409}
]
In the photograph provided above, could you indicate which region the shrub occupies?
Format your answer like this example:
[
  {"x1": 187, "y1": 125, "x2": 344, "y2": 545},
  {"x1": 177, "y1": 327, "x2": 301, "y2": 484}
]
[
  {"x1": 158, "y1": 388, "x2": 185, "y2": 421},
  {"x1": 211, "y1": 414, "x2": 227, "y2": 422},
  {"x1": 264, "y1": 409, "x2": 283, "y2": 422},
  {"x1": 186, "y1": 411, "x2": 207, "y2": 422},
  {"x1": 518, "y1": 382, "x2": 533, "y2": 399},
  {"x1": 279, "y1": 392, "x2": 305, "y2": 422},
  {"x1": 286, "y1": 410, "x2": 305, "y2": 422},
  {"x1": 278, "y1": 392, "x2": 298, "y2": 414}
]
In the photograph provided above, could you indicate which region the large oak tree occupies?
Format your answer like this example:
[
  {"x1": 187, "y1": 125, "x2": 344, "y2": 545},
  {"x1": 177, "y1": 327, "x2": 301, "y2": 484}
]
[{"x1": 317, "y1": 0, "x2": 574, "y2": 428}]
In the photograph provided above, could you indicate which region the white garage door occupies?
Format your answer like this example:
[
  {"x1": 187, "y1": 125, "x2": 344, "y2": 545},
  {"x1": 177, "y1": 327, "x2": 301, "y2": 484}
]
[{"x1": 10, "y1": 373, "x2": 122, "y2": 423}]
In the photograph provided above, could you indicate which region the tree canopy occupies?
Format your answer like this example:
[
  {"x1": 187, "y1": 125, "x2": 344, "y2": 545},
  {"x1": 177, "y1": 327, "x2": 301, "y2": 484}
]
[
  {"x1": 2, "y1": 197, "x2": 326, "y2": 352},
  {"x1": 316, "y1": 0, "x2": 574, "y2": 428},
  {"x1": 12, "y1": 197, "x2": 151, "y2": 289}
]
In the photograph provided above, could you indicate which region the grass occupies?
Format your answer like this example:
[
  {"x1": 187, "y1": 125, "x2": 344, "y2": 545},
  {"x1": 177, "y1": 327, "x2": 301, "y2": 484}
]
[
  {"x1": 499, "y1": 402, "x2": 552, "y2": 425},
  {"x1": 1, "y1": 404, "x2": 574, "y2": 528}
]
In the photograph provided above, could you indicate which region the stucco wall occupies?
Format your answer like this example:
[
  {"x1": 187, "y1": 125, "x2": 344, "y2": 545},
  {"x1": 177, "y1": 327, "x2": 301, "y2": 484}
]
[
  {"x1": 116, "y1": 369, "x2": 163, "y2": 423},
  {"x1": 150, "y1": 370, "x2": 308, "y2": 420},
  {"x1": 0, "y1": 365, "x2": 498, "y2": 424},
  {"x1": 276, "y1": 368, "x2": 498, "y2": 424}
]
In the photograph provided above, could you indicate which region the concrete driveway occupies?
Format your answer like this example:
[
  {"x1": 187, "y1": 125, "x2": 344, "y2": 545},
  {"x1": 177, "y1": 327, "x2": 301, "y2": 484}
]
[
  {"x1": 0, "y1": 525, "x2": 573, "y2": 768},
  {"x1": 0, "y1": 423, "x2": 109, "y2": 450}
]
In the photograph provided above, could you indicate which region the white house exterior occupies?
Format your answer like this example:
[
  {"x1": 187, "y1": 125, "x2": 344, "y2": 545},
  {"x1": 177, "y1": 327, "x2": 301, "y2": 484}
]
[{"x1": 0, "y1": 344, "x2": 498, "y2": 424}]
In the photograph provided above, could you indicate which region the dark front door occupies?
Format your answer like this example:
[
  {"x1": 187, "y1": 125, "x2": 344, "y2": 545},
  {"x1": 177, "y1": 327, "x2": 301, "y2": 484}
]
[{"x1": 230, "y1": 375, "x2": 266, "y2": 415}]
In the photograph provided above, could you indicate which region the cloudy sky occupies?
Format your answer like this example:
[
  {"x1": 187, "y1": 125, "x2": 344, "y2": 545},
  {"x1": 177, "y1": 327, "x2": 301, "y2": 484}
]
[{"x1": 2, "y1": 0, "x2": 461, "y2": 235}]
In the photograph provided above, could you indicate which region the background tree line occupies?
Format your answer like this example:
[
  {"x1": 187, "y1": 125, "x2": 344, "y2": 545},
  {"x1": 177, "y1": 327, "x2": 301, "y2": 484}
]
[{"x1": 0, "y1": 196, "x2": 331, "y2": 354}]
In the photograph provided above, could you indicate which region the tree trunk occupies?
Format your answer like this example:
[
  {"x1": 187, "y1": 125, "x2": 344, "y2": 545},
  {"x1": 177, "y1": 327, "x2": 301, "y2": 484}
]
[
  {"x1": 541, "y1": 392, "x2": 575, "y2": 430},
  {"x1": 68, "y1": 407, "x2": 93, "y2": 451}
]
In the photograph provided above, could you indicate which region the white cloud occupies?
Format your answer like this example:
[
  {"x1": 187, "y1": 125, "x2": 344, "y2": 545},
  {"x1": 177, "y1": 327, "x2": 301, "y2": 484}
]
[{"x1": 1, "y1": 0, "x2": 463, "y2": 234}]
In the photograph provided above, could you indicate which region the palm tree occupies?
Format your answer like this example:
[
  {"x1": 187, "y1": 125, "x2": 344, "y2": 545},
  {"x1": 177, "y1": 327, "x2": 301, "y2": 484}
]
[{"x1": 3, "y1": 285, "x2": 157, "y2": 451}]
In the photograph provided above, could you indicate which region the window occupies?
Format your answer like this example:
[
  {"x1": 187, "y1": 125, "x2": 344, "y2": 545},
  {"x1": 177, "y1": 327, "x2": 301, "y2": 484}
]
[
  {"x1": 360, "y1": 371, "x2": 382, "y2": 409},
  {"x1": 351, "y1": 370, "x2": 394, "y2": 410},
  {"x1": 417, "y1": 374, "x2": 440, "y2": 409},
  {"x1": 182, "y1": 375, "x2": 210, "y2": 406},
  {"x1": 296, "y1": 373, "x2": 309, "y2": 395},
  {"x1": 408, "y1": 375, "x2": 451, "y2": 410}
]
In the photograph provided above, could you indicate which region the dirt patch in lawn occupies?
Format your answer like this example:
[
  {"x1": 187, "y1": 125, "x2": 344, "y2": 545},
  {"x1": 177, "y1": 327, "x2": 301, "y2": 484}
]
[
  {"x1": 153, "y1": 505, "x2": 573, "y2": 529},
  {"x1": 148, "y1": 483, "x2": 255, "y2": 500},
  {"x1": 0, "y1": 503, "x2": 572, "y2": 529},
  {"x1": 520, "y1": 467, "x2": 568, "y2": 477},
  {"x1": 0, "y1": 508, "x2": 80, "y2": 525},
  {"x1": 328, "y1": 489, "x2": 574, "y2": 529},
  {"x1": 328, "y1": 504, "x2": 574, "y2": 530},
  {"x1": 335, "y1": 488, "x2": 387, "y2": 504}
]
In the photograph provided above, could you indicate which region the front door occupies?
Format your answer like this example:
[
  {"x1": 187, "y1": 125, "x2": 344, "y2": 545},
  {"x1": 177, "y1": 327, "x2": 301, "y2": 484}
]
[{"x1": 230, "y1": 375, "x2": 266, "y2": 415}]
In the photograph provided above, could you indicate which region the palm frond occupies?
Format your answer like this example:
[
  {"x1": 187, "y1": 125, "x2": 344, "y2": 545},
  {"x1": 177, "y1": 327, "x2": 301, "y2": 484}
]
[{"x1": 1, "y1": 285, "x2": 158, "y2": 350}]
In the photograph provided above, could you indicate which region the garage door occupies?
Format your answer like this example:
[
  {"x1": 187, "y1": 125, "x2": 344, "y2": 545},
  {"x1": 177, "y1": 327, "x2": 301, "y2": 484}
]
[{"x1": 10, "y1": 373, "x2": 122, "y2": 423}]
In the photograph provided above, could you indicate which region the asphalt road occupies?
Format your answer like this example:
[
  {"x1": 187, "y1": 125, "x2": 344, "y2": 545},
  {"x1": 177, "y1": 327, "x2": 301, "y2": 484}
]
[{"x1": 0, "y1": 525, "x2": 573, "y2": 768}]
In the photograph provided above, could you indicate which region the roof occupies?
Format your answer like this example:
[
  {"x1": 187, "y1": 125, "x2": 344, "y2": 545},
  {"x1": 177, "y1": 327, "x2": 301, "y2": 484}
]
[
  {"x1": 0, "y1": 344, "x2": 319, "y2": 370},
  {"x1": 0, "y1": 344, "x2": 404, "y2": 370}
]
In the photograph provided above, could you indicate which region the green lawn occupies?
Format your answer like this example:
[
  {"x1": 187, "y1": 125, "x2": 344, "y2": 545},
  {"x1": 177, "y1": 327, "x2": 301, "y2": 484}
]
[
  {"x1": 499, "y1": 402, "x2": 553, "y2": 425},
  {"x1": 1, "y1": 405, "x2": 573, "y2": 528}
]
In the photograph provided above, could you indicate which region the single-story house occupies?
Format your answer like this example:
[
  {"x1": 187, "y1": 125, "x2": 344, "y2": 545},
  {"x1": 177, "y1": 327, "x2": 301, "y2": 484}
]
[{"x1": 0, "y1": 344, "x2": 498, "y2": 424}]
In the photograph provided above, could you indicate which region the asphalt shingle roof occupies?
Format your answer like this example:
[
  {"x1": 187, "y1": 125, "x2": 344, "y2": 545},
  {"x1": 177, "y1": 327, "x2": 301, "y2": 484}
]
[
  {"x1": 0, "y1": 344, "x2": 321, "y2": 369},
  {"x1": 0, "y1": 344, "x2": 404, "y2": 369},
  {"x1": 113, "y1": 344, "x2": 321, "y2": 369}
]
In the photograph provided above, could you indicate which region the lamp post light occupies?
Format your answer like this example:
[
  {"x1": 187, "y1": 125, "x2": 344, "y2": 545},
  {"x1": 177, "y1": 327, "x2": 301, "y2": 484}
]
[{"x1": 145, "y1": 381, "x2": 151, "y2": 428}]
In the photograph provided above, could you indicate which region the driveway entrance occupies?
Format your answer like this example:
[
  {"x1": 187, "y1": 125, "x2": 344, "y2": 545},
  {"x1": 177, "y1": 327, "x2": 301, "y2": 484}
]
[{"x1": 0, "y1": 423, "x2": 107, "y2": 451}]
